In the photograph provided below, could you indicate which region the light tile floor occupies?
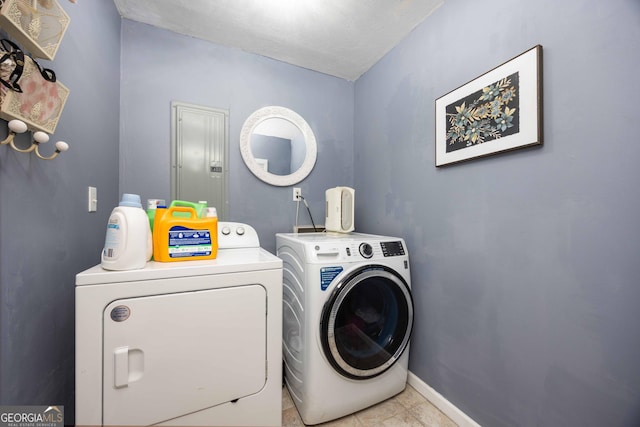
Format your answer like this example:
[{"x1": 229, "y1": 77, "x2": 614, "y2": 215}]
[{"x1": 282, "y1": 384, "x2": 458, "y2": 427}]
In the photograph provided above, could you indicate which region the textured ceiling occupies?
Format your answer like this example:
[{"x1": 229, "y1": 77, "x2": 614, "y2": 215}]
[{"x1": 114, "y1": 0, "x2": 444, "y2": 81}]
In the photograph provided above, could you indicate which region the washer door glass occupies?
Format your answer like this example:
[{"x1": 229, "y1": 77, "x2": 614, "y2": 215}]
[{"x1": 320, "y1": 265, "x2": 413, "y2": 379}]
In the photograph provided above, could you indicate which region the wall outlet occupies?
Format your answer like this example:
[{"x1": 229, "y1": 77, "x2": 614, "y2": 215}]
[{"x1": 293, "y1": 187, "x2": 302, "y2": 201}]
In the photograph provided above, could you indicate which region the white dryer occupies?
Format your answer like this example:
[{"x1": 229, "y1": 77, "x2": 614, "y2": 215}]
[
  {"x1": 76, "y1": 223, "x2": 282, "y2": 427},
  {"x1": 276, "y1": 232, "x2": 413, "y2": 425}
]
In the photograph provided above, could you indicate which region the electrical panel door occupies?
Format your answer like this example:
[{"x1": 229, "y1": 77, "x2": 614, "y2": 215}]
[{"x1": 172, "y1": 102, "x2": 228, "y2": 219}]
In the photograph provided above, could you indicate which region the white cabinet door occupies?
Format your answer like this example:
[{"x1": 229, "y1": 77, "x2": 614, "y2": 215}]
[{"x1": 103, "y1": 285, "x2": 266, "y2": 426}]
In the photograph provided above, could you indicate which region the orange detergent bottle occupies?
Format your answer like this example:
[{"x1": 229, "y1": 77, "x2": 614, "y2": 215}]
[{"x1": 153, "y1": 205, "x2": 218, "y2": 262}]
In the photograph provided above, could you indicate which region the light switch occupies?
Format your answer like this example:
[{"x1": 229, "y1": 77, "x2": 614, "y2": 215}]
[{"x1": 88, "y1": 186, "x2": 97, "y2": 212}]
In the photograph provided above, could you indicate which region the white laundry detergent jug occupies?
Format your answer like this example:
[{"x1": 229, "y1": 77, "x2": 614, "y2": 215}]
[{"x1": 101, "y1": 193, "x2": 150, "y2": 270}]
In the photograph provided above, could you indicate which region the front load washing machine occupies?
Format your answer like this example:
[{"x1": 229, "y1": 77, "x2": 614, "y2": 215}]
[
  {"x1": 76, "y1": 223, "x2": 282, "y2": 427},
  {"x1": 276, "y1": 232, "x2": 413, "y2": 425}
]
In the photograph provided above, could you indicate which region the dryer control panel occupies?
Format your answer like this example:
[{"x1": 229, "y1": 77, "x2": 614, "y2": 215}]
[{"x1": 218, "y1": 222, "x2": 260, "y2": 249}]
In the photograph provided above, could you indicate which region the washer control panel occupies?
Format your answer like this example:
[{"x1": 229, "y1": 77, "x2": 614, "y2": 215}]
[
  {"x1": 353, "y1": 240, "x2": 405, "y2": 259},
  {"x1": 218, "y1": 222, "x2": 260, "y2": 249},
  {"x1": 359, "y1": 243, "x2": 374, "y2": 258},
  {"x1": 380, "y1": 241, "x2": 405, "y2": 257},
  {"x1": 313, "y1": 240, "x2": 406, "y2": 261}
]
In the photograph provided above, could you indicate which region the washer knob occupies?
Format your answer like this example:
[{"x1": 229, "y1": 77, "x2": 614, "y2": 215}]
[
  {"x1": 359, "y1": 243, "x2": 373, "y2": 258},
  {"x1": 236, "y1": 226, "x2": 245, "y2": 236},
  {"x1": 221, "y1": 226, "x2": 231, "y2": 235}
]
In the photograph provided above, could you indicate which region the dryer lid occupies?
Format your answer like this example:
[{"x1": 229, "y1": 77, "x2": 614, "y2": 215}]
[{"x1": 76, "y1": 247, "x2": 282, "y2": 285}]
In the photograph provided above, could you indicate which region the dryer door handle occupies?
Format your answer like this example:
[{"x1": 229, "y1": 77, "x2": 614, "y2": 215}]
[
  {"x1": 114, "y1": 347, "x2": 129, "y2": 388},
  {"x1": 113, "y1": 346, "x2": 145, "y2": 388}
]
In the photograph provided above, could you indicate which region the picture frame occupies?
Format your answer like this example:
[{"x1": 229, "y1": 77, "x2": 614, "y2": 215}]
[{"x1": 435, "y1": 45, "x2": 543, "y2": 167}]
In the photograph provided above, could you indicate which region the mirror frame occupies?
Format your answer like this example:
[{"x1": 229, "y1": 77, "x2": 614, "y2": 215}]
[{"x1": 240, "y1": 106, "x2": 317, "y2": 186}]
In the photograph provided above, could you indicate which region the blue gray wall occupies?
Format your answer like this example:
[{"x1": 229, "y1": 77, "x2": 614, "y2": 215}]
[
  {"x1": 354, "y1": 0, "x2": 640, "y2": 425},
  {"x1": 119, "y1": 20, "x2": 354, "y2": 252},
  {"x1": 0, "y1": 2, "x2": 121, "y2": 424},
  {"x1": 2, "y1": 1, "x2": 639, "y2": 426}
]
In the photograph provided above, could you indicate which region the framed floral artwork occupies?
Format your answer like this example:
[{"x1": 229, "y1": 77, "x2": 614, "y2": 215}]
[{"x1": 435, "y1": 45, "x2": 543, "y2": 166}]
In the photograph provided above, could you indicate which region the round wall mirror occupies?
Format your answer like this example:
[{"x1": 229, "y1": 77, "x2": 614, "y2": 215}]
[{"x1": 240, "y1": 106, "x2": 317, "y2": 186}]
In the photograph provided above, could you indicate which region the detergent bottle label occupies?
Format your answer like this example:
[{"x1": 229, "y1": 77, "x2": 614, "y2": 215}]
[
  {"x1": 168, "y1": 226, "x2": 212, "y2": 258},
  {"x1": 103, "y1": 217, "x2": 122, "y2": 259}
]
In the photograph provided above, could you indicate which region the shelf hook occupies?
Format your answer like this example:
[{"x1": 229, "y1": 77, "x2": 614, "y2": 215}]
[{"x1": 1, "y1": 119, "x2": 69, "y2": 160}]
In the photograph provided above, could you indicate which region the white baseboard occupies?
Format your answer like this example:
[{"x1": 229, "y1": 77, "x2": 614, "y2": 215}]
[{"x1": 407, "y1": 371, "x2": 481, "y2": 427}]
